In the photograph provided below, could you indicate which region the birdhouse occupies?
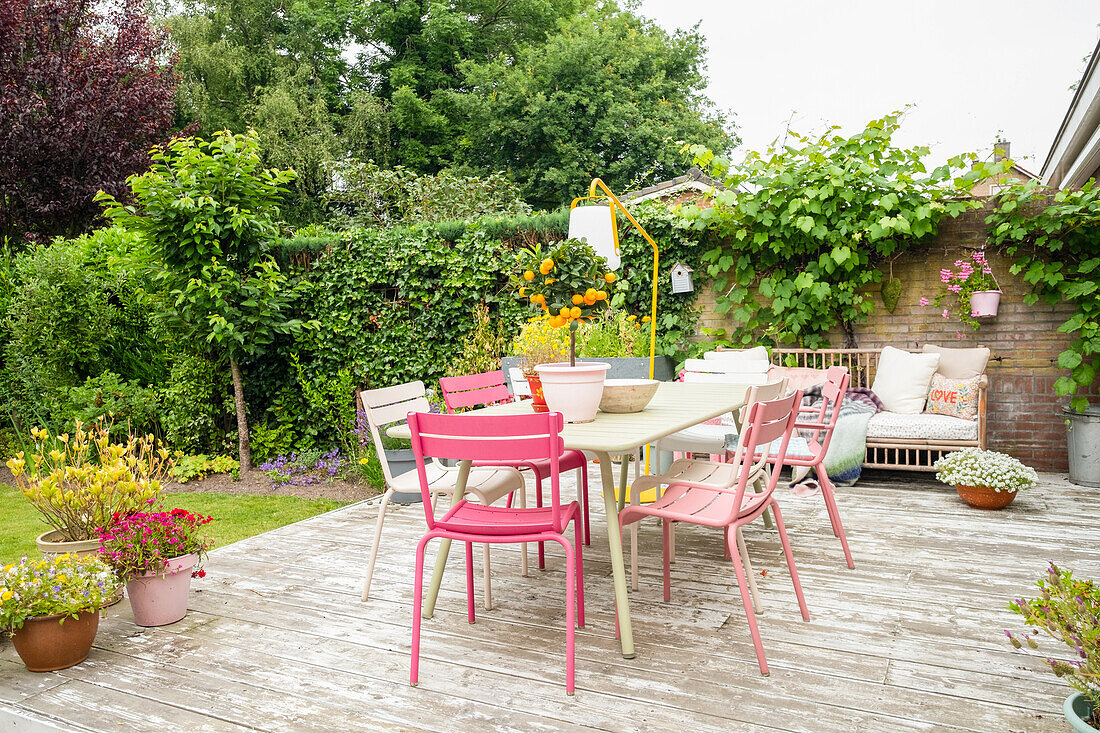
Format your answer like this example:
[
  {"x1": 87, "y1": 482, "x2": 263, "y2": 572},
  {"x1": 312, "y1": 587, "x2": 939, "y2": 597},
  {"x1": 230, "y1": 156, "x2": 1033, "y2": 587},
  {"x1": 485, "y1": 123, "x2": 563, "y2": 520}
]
[{"x1": 670, "y1": 262, "x2": 694, "y2": 294}]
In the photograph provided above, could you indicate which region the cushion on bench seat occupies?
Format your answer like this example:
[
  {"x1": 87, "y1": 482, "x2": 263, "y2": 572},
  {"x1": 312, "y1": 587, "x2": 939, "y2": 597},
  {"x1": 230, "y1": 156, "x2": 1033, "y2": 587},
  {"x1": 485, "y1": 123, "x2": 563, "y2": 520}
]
[{"x1": 866, "y1": 411, "x2": 978, "y2": 442}]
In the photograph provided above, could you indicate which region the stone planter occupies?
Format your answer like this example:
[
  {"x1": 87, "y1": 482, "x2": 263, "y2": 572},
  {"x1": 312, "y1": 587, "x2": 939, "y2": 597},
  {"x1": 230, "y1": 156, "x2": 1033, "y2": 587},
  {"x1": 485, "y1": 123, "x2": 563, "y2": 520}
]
[
  {"x1": 385, "y1": 448, "x2": 428, "y2": 504},
  {"x1": 10, "y1": 610, "x2": 100, "y2": 672},
  {"x1": 502, "y1": 355, "x2": 675, "y2": 391},
  {"x1": 36, "y1": 531, "x2": 124, "y2": 606}
]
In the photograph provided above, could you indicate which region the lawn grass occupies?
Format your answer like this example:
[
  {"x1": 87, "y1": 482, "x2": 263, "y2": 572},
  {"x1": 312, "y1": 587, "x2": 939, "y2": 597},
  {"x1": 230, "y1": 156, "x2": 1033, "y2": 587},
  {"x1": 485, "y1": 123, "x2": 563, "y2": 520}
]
[{"x1": 0, "y1": 483, "x2": 346, "y2": 564}]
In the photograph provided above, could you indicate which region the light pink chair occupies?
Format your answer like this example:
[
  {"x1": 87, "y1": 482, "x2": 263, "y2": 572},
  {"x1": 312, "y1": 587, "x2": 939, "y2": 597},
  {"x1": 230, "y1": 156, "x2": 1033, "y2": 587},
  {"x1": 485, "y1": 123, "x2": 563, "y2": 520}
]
[
  {"x1": 408, "y1": 411, "x2": 585, "y2": 695},
  {"x1": 752, "y1": 365, "x2": 855, "y2": 570},
  {"x1": 439, "y1": 370, "x2": 592, "y2": 565},
  {"x1": 620, "y1": 391, "x2": 809, "y2": 676}
]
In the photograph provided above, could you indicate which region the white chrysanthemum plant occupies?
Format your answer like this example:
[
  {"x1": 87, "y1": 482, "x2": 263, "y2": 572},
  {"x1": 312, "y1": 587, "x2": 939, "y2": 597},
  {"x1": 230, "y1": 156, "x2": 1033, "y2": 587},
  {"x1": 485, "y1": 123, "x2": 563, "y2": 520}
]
[{"x1": 934, "y1": 448, "x2": 1039, "y2": 493}]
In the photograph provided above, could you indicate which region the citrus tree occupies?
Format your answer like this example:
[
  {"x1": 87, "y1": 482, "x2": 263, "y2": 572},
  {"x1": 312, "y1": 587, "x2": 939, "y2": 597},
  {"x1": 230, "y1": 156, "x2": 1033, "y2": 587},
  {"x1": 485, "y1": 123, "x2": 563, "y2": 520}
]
[
  {"x1": 512, "y1": 239, "x2": 616, "y2": 364},
  {"x1": 96, "y1": 130, "x2": 312, "y2": 471}
]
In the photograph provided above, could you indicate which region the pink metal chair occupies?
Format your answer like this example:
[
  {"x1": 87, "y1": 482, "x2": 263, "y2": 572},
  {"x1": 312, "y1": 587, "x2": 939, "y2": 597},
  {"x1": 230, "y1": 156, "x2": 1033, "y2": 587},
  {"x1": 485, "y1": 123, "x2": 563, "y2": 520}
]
[
  {"x1": 620, "y1": 391, "x2": 809, "y2": 676},
  {"x1": 751, "y1": 365, "x2": 855, "y2": 570},
  {"x1": 408, "y1": 411, "x2": 585, "y2": 695},
  {"x1": 439, "y1": 370, "x2": 592, "y2": 568}
]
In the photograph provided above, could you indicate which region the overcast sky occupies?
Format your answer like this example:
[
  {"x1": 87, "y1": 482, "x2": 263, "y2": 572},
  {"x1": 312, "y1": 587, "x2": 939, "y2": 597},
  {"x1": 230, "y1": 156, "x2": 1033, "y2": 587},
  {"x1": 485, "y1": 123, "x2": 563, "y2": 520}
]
[{"x1": 637, "y1": 0, "x2": 1100, "y2": 174}]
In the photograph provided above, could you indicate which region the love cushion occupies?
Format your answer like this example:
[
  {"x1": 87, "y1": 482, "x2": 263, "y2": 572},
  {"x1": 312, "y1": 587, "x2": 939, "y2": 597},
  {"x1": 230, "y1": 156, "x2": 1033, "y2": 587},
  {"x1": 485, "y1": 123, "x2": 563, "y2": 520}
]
[{"x1": 925, "y1": 373, "x2": 981, "y2": 420}]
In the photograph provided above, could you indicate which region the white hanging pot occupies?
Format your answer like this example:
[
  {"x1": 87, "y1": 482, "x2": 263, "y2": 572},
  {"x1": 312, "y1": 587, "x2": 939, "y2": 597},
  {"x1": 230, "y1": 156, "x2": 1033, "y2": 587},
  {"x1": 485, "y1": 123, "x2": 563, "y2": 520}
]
[
  {"x1": 969, "y1": 290, "x2": 1001, "y2": 318},
  {"x1": 535, "y1": 362, "x2": 611, "y2": 423}
]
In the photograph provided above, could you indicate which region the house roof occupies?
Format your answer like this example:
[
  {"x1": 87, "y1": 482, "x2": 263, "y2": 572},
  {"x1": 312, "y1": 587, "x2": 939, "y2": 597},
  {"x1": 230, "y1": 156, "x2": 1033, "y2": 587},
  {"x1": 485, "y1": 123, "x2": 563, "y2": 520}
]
[
  {"x1": 621, "y1": 167, "x2": 725, "y2": 203},
  {"x1": 1041, "y1": 35, "x2": 1100, "y2": 188}
]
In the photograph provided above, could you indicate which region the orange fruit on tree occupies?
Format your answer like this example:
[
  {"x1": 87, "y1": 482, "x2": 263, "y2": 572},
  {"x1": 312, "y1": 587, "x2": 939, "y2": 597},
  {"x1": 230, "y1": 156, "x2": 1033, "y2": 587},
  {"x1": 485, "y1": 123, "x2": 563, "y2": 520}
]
[
  {"x1": 559, "y1": 306, "x2": 571, "y2": 317},
  {"x1": 518, "y1": 286, "x2": 527, "y2": 297},
  {"x1": 572, "y1": 294, "x2": 584, "y2": 306},
  {"x1": 604, "y1": 272, "x2": 617, "y2": 283},
  {"x1": 585, "y1": 287, "x2": 597, "y2": 299},
  {"x1": 583, "y1": 294, "x2": 596, "y2": 305},
  {"x1": 596, "y1": 290, "x2": 607, "y2": 300},
  {"x1": 544, "y1": 278, "x2": 555, "y2": 284},
  {"x1": 539, "y1": 258, "x2": 555, "y2": 275},
  {"x1": 523, "y1": 270, "x2": 535, "y2": 281},
  {"x1": 570, "y1": 306, "x2": 582, "y2": 319},
  {"x1": 530, "y1": 293, "x2": 545, "y2": 304}
]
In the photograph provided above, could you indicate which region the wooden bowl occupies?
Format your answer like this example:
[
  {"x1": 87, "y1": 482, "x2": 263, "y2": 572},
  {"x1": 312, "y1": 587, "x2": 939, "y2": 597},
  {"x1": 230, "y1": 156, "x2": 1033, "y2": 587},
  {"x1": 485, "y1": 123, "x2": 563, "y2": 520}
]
[{"x1": 598, "y1": 379, "x2": 659, "y2": 413}]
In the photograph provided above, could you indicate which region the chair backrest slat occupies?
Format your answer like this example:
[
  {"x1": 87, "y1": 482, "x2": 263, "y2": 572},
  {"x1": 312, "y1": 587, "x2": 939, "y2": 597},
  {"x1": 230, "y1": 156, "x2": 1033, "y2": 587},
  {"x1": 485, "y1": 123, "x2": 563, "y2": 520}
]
[
  {"x1": 721, "y1": 390, "x2": 801, "y2": 525},
  {"x1": 439, "y1": 370, "x2": 513, "y2": 412},
  {"x1": 409, "y1": 412, "x2": 567, "y2": 531}
]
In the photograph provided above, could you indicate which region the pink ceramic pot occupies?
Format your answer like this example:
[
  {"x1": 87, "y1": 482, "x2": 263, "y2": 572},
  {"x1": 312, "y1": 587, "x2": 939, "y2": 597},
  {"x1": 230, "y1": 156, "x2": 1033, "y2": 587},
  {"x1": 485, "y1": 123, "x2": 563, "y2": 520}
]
[
  {"x1": 536, "y1": 362, "x2": 611, "y2": 423},
  {"x1": 969, "y1": 290, "x2": 1001, "y2": 318},
  {"x1": 126, "y1": 553, "x2": 197, "y2": 627}
]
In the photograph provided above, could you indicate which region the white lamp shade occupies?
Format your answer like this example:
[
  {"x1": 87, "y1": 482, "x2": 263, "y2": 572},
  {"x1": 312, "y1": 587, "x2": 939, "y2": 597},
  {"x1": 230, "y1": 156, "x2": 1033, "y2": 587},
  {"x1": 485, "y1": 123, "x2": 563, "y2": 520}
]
[{"x1": 568, "y1": 204, "x2": 620, "y2": 270}]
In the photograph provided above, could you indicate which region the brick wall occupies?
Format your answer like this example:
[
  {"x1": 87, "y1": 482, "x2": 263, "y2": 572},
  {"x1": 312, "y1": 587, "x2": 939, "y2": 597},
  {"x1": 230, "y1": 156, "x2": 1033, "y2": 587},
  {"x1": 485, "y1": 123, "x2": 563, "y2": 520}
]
[{"x1": 693, "y1": 208, "x2": 1095, "y2": 471}]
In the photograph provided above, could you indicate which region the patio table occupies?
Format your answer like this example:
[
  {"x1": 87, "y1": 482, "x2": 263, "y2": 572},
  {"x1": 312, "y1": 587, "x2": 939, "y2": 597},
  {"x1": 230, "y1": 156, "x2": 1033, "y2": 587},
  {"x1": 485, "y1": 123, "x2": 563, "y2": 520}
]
[{"x1": 387, "y1": 380, "x2": 750, "y2": 658}]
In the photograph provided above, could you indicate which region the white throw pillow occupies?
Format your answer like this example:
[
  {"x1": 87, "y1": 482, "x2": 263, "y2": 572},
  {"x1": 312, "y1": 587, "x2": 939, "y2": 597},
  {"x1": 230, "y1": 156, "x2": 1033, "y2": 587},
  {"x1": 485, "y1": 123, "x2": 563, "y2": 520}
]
[
  {"x1": 870, "y1": 346, "x2": 940, "y2": 414},
  {"x1": 703, "y1": 346, "x2": 769, "y2": 362}
]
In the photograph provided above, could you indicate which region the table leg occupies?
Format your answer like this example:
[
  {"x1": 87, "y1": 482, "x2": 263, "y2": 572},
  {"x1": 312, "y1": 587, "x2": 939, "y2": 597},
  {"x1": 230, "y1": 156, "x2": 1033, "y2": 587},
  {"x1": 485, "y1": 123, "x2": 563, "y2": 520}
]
[
  {"x1": 597, "y1": 450, "x2": 635, "y2": 659},
  {"x1": 423, "y1": 460, "x2": 471, "y2": 619},
  {"x1": 617, "y1": 453, "x2": 630, "y2": 513}
]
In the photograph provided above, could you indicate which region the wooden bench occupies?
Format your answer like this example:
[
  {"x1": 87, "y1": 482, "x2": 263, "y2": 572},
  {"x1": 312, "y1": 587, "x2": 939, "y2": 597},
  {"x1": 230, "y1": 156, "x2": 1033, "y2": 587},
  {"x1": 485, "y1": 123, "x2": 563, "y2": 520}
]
[{"x1": 770, "y1": 348, "x2": 988, "y2": 472}]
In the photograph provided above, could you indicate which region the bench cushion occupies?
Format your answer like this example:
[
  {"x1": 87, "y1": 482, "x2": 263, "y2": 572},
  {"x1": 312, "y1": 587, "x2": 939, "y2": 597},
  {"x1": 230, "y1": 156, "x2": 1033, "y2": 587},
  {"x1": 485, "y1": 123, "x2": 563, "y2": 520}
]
[{"x1": 867, "y1": 411, "x2": 978, "y2": 442}]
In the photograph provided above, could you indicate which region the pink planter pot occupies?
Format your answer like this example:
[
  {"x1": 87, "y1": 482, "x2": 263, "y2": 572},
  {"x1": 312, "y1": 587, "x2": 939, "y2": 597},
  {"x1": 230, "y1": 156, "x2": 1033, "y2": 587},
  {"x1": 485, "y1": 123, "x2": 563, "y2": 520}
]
[
  {"x1": 969, "y1": 290, "x2": 1001, "y2": 318},
  {"x1": 536, "y1": 362, "x2": 611, "y2": 423},
  {"x1": 125, "y1": 553, "x2": 197, "y2": 627}
]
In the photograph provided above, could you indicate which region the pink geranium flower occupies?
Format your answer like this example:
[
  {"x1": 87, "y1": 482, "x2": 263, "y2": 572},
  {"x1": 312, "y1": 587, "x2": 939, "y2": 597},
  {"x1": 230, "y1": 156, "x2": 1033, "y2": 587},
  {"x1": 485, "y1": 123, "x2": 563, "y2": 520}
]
[
  {"x1": 919, "y1": 297, "x2": 929, "y2": 306},
  {"x1": 947, "y1": 284, "x2": 961, "y2": 293},
  {"x1": 942, "y1": 309, "x2": 950, "y2": 319}
]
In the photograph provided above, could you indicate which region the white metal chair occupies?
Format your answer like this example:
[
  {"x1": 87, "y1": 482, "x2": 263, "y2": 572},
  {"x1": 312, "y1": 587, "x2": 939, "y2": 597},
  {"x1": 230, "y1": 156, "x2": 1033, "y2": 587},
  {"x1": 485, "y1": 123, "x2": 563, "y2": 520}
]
[
  {"x1": 359, "y1": 380, "x2": 524, "y2": 605},
  {"x1": 654, "y1": 357, "x2": 771, "y2": 457},
  {"x1": 630, "y1": 379, "x2": 789, "y2": 590}
]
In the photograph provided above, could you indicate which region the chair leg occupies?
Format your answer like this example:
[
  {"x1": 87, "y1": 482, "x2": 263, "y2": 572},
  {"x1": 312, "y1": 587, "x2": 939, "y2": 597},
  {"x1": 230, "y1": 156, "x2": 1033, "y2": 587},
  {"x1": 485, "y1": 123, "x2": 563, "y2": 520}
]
[
  {"x1": 630, "y1": 522, "x2": 639, "y2": 591},
  {"x1": 464, "y1": 541, "x2": 475, "y2": 623},
  {"x1": 534, "y1": 474, "x2": 546, "y2": 570},
  {"x1": 552, "y1": 535, "x2": 577, "y2": 696},
  {"x1": 574, "y1": 521, "x2": 586, "y2": 629},
  {"x1": 724, "y1": 526, "x2": 731, "y2": 559},
  {"x1": 735, "y1": 527, "x2": 763, "y2": 613},
  {"x1": 362, "y1": 487, "x2": 395, "y2": 601},
  {"x1": 410, "y1": 533, "x2": 431, "y2": 687},
  {"x1": 770, "y1": 502, "x2": 810, "y2": 621},
  {"x1": 482, "y1": 544, "x2": 493, "y2": 610},
  {"x1": 517, "y1": 482, "x2": 528, "y2": 577},
  {"x1": 726, "y1": 529, "x2": 769, "y2": 676},
  {"x1": 662, "y1": 519, "x2": 672, "y2": 602},
  {"x1": 816, "y1": 468, "x2": 855, "y2": 569},
  {"x1": 579, "y1": 462, "x2": 591, "y2": 546}
]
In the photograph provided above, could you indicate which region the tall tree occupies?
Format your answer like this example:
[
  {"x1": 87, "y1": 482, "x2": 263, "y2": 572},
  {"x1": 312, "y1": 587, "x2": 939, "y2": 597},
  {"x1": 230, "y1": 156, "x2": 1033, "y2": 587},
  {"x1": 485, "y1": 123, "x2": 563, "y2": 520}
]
[
  {"x1": 357, "y1": 0, "x2": 581, "y2": 170},
  {"x1": 97, "y1": 131, "x2": 312, "y2": 471},
  {"x1": 168, "y1": 0, "x2": 387, "y2": 223},
  {"x1": 0, "y1": 0, "x2": 178, "y2": 239},
  {"x1": 459, "y1": 2, "x2": 735, "y2": 208}
]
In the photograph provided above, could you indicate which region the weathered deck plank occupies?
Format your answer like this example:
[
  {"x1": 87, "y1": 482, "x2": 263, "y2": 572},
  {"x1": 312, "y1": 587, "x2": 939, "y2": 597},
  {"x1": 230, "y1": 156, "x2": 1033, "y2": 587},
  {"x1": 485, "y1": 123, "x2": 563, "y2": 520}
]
[{"x1": 1, "y1": 468, "x2": 1093, "y2": 731}]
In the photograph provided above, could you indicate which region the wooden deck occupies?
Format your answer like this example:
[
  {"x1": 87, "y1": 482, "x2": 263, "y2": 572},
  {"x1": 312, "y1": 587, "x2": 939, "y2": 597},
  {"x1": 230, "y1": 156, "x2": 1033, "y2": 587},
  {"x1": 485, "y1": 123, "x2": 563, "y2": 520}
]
[{"x1": 2, "y1": 469, "x2": 1096, "y2": 732}]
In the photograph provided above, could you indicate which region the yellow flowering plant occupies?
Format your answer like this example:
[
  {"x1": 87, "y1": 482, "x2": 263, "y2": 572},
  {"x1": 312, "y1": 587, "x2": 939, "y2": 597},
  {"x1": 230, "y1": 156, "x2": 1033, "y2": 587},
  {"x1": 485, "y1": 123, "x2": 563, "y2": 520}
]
[
  {"x1": 0, "y1": 554, "x2": 115, "y2": 630},
  {"x1": 7, "y1": 421, "x2": 171, "y2": 542},
  {"x1": 511, "y1": 316, "x2": 570, "y2": 374}
]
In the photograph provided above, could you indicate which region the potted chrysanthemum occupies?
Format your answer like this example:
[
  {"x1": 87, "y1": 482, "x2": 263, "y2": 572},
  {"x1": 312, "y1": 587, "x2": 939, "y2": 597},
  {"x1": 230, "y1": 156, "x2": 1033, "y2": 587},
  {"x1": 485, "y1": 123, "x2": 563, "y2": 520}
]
[
  {"x1": 97, "y1": 508, "x2": 212, "y2": 627},
  {"x1": 933, "y1": 447, "x2": 1038, "y2": 509},
  {"x1": 1, "y1": 554, "x2": 115, "y2": 671}
]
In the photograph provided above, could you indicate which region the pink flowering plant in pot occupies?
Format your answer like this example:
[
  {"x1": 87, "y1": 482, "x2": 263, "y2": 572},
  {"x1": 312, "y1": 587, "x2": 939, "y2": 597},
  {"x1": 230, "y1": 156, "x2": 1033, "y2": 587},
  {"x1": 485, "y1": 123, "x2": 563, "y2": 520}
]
[
  {"x1": 922, "y1": 251, "x2": 1001, "y2": 329},
  {"x1": 97, "y1": 508, "x2": 212, "y2": 626}
]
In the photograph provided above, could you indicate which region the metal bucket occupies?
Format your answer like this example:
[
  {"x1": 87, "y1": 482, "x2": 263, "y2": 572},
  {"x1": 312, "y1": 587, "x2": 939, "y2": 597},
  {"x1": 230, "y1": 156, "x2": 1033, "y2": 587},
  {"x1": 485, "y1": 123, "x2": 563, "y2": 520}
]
[{"x1": 1066, "y1": 405, "x2": 1100, "y2": 487}]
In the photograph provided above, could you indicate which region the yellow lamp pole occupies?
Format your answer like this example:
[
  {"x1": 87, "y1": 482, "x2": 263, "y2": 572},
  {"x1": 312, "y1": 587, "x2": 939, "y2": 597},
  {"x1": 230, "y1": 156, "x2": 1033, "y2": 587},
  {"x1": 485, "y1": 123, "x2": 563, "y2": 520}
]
[
  {"x1": 569, "y1": 178, "x2": 659, "y2": 380},
  {"x1": 570, "y1": 178, "x2": 660, "y2": 479}
]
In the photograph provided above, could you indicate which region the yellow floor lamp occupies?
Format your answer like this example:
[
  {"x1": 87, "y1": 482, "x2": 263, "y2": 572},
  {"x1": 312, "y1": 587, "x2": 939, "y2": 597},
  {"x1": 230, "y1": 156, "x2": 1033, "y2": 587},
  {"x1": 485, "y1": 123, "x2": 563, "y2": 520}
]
[{"x1": 568, "y1": 178, "x2": 660, "y2": 481}]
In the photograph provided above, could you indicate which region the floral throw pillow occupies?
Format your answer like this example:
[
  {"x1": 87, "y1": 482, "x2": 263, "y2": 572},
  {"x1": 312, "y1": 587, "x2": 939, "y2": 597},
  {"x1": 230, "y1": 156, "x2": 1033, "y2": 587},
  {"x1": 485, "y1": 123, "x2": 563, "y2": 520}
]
[{"x1": 926, "y1": 373, "x2": 980, "y2": 420}]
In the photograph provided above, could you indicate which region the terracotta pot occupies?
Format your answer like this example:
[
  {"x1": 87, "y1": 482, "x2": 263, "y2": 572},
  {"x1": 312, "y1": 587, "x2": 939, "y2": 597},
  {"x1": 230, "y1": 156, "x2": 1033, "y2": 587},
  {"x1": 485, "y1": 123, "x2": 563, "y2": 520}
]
[
  {"x1": 126, "y1": 553, "x2": 197, "y2": 627},
  {"x1": 10, "y1": 610, "x2": 100, "y2": 672},
  {"x1": 955, "y1": 484, "x2": 1017, "y2": 509},
  {"x1": 536, "y1": 361, "x2": 611, "y2": 423},
  {"x1": 36, "y1": 530, "x2": 124, "y2": 606},
  {"x1": 526, "y1": 372, "x2": 549, "y2": 413},
  {"x1": 968, "y1": 290, "x2": 1001, "y2": 318}
]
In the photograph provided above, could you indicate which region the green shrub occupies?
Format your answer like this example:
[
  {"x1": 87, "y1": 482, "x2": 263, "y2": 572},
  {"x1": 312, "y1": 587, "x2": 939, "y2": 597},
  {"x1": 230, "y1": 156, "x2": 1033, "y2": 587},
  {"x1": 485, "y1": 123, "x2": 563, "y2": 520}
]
[
  {"x1": 161, "y1": 352, "x2": 225, "y2": 453},
  {"x1": 169, "y1": 454, "x2": 239, "y2": 484},
  {"x1": 577, "y1": 311, "x2": 648, "y2": 358},
  {"x1": 60, "y1": 371, "x2": 162, "y2": 437}
]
